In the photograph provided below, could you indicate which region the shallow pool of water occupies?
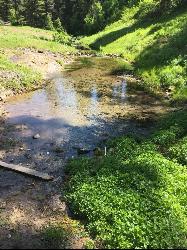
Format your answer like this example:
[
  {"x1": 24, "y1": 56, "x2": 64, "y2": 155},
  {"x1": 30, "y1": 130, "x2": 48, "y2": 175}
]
[{"x1": 5, "y1": 57, "x2": 166, "y2": 158}]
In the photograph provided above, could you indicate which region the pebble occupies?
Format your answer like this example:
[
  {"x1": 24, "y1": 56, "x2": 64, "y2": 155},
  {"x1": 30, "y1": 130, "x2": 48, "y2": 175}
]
[
  {"x1": 7, "y1": 234, "x2": 11, "y2": 239},
  {"x1": 33, "y1": 134, "x2": 40, "y2": 139}
]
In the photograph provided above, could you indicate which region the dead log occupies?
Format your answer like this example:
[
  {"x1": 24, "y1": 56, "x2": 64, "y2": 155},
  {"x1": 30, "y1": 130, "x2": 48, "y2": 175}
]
[{"x1": 0, "y1": 160, "x2": 54, "y2": 181}]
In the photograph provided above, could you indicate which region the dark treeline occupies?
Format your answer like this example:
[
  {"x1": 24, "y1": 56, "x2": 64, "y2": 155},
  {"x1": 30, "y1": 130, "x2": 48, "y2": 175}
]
[{"x1": 0, "y1": 0, "x2": 184, "y2": 35}]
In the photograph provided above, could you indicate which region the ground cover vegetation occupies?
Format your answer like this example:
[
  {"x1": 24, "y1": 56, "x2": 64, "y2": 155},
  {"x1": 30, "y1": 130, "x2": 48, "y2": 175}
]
[
  {"x1": 65, "y1": 109, "x2": 187, "y2": 249},
  {"x1": 81, "y1": 0, "x2": 187, "y2": 100}
]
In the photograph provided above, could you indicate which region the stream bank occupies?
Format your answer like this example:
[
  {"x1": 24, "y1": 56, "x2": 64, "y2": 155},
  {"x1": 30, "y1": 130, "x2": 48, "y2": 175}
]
[{"x1": 0, "y1": 53, "x2": 174, "y2": 249}]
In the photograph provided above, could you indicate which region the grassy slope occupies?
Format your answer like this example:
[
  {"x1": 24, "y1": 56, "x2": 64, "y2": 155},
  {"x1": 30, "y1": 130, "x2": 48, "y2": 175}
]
[
  {"x1": 81, "y1": 3, "x2": 187, "y2": 100},
  {"x1": 0, "y1": 26, "x2": 76, "y2": 93},
  {"x1": 0, "y1": 26, "x2": 75, "y2": 53}
]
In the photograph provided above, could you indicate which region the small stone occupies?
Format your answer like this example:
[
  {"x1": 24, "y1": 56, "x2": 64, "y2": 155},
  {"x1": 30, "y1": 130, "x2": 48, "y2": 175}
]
[
  {"x1": 53, "y1": 177, "x2": 62, "y2": 183},
  {"x1": 0, "y1": 201, "x2": 6, "y2": 209},
  {"x1": 33, "y1": 133, "x2": 40, "y2": 139},
  {"x1": 7, "y1": 234, "x2": 11, "y2": 239},
  {"x1": 77, "y1": 148, "x2": 91, "y2": 155},
  {"x1": 53, "y1": 146, "x2": 64, "y2": 153}
]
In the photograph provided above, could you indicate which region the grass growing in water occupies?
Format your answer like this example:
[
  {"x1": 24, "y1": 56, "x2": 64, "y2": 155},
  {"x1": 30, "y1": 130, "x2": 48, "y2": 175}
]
[{"x1": 65, "y1": 110, "x2": 187, "y2": 249}]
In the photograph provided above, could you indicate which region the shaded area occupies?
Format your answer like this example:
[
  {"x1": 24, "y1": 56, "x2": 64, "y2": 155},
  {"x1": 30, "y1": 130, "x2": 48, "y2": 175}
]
[
  {"x1": 135, "y1": 18, "x2": 187, "y2": 70},
  {"x1": 90, "y1": 6, "x2": 187, "y2": 50}
]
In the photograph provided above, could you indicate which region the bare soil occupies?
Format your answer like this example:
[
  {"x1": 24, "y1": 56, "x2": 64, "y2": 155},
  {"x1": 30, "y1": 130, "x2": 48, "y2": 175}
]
[{"x1": 0, "y1": 50, "x2": 87, "y2": 249}]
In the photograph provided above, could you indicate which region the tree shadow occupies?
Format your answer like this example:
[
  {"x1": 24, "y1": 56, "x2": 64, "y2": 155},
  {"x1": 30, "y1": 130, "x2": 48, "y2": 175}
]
[
  {"x1": 64, "y1": 108, "x2": 187, "y2": 248},
  {"x1": 135, "y1": 19, "x2": 187, "y2": 70},
  {"x1": 90, "y1": 20, "x2": 150, "y2": 50},
  {"x1": 89, "y1": 6, "x2": 187, "y2": 51}
]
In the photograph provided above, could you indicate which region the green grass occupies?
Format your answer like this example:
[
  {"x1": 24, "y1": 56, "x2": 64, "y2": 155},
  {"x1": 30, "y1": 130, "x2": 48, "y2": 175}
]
[
  {"x1": 42, "y1": 224, "x2": 71, "y2": 249},
  {"x1": 65, "y1": 109, "x2": 187, "y2": 249},
  {"x1": 81, "y1": 2, "x2": 187, "y2": 101},
  {"x1": 0, "y1": 54, "x2": 41, "y2": 92},
  {"x1": 0, "y1": 26, "x2": 76, "y2": 93},
  {"x1": 0, "y1": 26, "x2": 76, "y2": 53}
]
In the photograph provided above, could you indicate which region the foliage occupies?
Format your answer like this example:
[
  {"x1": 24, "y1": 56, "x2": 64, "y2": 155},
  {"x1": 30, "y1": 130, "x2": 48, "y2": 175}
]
[
  {"x1": 0, "y1": 0, "x2": 185, "y2": 35},
  {"x1": 84, "y1": 1, "x2": 105, "y2": 35},
  {"x1": 53, "y1": 31, "x2": 72, "y2": 46},
  {"x1": 42, "y1": 224, "x2": 70, "y2": 249},
  {"x1": 44, "y1": 13, "x2": 54, "y2": 30},
  {"x1": 168, "y1": 137, "x2": 187, "y2": 165},
  {"x1": 65, "y1": 110, "x2": 187, "y2": 249},
  {"x1": 81, "y1": 1, "x2": 187, "y2": 100},
  {"x1": 53, "y1": 18, "x2": 64, "y2": 32}
]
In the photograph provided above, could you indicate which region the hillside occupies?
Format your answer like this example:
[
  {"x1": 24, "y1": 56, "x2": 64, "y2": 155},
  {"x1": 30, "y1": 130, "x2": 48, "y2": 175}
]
[{"x1": 82, "y1": 2, "x2": 187, "y2": 101}]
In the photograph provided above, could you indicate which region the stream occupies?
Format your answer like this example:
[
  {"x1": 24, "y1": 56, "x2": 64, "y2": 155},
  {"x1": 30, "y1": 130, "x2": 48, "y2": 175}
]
[{"x1": 4, "y1": 57, "x2": 166, "y2": 160}]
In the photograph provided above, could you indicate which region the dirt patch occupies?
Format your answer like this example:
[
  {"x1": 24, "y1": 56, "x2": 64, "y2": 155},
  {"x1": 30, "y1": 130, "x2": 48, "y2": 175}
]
[
  {"x1": 0, "y1": 51, "x2": 89, "y2": 249},
  {"x1": 9, "y1": 48, "x2": 75, "y2": 79},
  {"x1": 0, "y1": 48, "x2": 76, "y2": 102}
]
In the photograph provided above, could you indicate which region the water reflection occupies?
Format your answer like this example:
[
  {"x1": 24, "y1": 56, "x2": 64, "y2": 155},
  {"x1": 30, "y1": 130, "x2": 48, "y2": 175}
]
[
  {"x1": 5, "y1": 57, "x2": 133, "y2": 156},
  {"x1": 121, "y1": 80, "x2": 127, "y2": 101},
  {"x1": 89, "y1": 86, "x2": 100, "y2": 121},
  {"x1": 112, "y1": 80, "x2": 127, "y2": 102},
  {"x1": 55, "y1": 78, "x2": 78, "y2": 109}
]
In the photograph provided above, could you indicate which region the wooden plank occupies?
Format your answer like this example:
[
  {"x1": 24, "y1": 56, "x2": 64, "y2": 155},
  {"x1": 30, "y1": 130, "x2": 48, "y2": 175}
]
[{"x1": 0, "y1": 161, "x2": 54, "y2": 181}]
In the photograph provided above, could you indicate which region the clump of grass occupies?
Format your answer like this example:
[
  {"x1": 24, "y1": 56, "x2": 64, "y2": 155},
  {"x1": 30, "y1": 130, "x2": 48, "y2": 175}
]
[{"x1": 42, "y1": 224, "x2": 71, "y2": 249}]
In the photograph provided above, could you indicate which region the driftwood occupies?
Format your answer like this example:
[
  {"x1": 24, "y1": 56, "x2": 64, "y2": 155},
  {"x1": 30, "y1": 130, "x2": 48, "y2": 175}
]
[{"x1": 0, "y1": 160, "x2": 54, "y2": 181}]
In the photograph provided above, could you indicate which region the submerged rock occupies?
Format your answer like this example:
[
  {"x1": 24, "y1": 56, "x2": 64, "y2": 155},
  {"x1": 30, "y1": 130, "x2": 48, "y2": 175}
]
[
  {"x1": 33, "y1": 133, "x2": 40, "y2": 139},
  {"x1": 53, "y1": 146, "x2": 64, "y2": 153},
  {"x1": 77, "y1": 148, "x2": 91, "y2": 155}
]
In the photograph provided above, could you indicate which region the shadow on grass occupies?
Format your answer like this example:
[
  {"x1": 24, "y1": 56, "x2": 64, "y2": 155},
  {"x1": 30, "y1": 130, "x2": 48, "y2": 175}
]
[
  {"x1": 90, "y1": 5, "x2": 187, "y2": 53},
  {"x1": 135, "y1": 20, "x2": 187, "y2": 70},
  {"x1": 64, "y1": 108, "x2": 187, "y2": 248}
]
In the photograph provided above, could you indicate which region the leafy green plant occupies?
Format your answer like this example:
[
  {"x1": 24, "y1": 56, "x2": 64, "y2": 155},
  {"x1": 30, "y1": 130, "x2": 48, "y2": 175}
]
[
  {"x1": 53, "y1": 31, "x2": 72, "y2": 45},
  {"x1": 45, "y1": 13, "x2": 54, "y2": 31},
  {"x1": 151, "y1": 126, "x2": 181, "y2": 146},
  {"x1": 42, "y1": 224, "x2": 70, "y2": 249},
  {"x1": 168, "y1": 136, "x2": 187, "y2": 165},
  {"x1": 84, "y1": 239, "x2": 95, "y2": 249},
  {"x1": 65, "y1": 110, "x2": 187, "y2": 249}
]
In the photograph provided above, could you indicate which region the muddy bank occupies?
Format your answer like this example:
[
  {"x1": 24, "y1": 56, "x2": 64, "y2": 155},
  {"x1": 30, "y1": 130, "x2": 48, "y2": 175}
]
[{"x1": 0, "y1": 48, "x2": 76, "y2": 102}]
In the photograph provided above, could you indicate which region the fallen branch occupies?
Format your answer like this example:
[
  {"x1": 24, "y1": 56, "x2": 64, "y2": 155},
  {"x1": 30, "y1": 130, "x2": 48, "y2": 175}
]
[{"x1": 0, "y1": 160, "x2": 54, "y2": 181}]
